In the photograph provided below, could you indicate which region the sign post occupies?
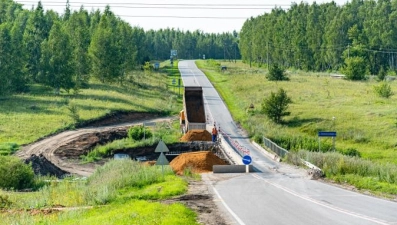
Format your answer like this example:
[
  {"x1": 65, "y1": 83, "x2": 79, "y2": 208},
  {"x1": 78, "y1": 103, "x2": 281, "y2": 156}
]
[
  {"x1": 242, "y1": 155, "x2": 252, "y2": 173},
  {"x1": 155, "y1": 140, "x2": 170, "y2": 177},
  {"x1": 318, "y1": 131, "x2": 337, "y2": 152},
  {"x1": 143, "y1": 122, "x2": 156, "y2": 140}
]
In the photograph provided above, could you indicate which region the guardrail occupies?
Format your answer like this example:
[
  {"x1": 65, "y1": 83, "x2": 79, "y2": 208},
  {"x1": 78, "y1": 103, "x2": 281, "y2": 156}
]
[{"x1": 262, "y1": 137, "x2": 289, "y2": 158}]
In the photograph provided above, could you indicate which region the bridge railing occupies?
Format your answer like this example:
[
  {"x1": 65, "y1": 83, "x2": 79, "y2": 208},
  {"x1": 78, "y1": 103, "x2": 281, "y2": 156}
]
[{"x1": 262, "y1": 137, "x2": 289, "y2": 158}]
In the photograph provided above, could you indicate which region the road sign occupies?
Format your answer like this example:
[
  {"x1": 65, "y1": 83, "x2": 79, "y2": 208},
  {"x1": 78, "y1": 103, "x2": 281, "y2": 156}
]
[
  {"x1": 155, "y1": 140, "x2": 169, "y2": 153},
  {"x1": 242, "y1": 155, "x2": 252, "y2": 165},
  {"x1": 156, "y1": 152, "x2": 169, "y2": 165},
  {"x1": 172, "y1": 78, "x2": 176, "y2": 85},
  {"x1": 318, "y1": 131, "x2": 337, "y2": 137}
]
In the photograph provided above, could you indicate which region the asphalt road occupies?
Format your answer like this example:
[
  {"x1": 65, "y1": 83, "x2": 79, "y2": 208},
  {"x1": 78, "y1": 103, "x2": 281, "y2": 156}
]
[{"x1": 179, "y1": 60, "x2": 397, "y2": 225}]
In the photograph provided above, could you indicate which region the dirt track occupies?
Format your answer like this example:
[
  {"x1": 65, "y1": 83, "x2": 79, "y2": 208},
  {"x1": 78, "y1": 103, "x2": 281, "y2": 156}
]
[{"x1": 15, "y1": 114, "x2": 173, "y2": 177}]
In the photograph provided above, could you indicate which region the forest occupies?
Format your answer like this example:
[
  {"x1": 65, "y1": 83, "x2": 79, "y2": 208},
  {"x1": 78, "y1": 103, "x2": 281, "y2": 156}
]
[
  {"x1": 0, "y1": 0, "x2": 239, "y2": 95},
  {"x1": 239, "y1": 0, "x2": 397, "y2": 74}
]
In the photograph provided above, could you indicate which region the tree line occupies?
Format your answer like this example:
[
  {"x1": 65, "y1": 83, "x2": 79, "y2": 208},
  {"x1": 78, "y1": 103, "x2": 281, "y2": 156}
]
[
  {"x1": 0, "y1": 0, "x2": 240, "y2": 95},
  {"x1": 239, "y1": 0, "x2": 397, "y2": 75}
]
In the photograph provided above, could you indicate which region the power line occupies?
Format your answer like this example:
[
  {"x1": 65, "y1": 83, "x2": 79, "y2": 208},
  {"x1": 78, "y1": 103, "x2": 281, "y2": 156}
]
[
  {"x1": 16, "y1": 1, "x2": 291, "y2": 7},
  {"x1": 118, "y1": 15, "x2": 247, "y2": 20},
  {"x1": 25, "y1": 4, "x2": 287, "y2": 10}
]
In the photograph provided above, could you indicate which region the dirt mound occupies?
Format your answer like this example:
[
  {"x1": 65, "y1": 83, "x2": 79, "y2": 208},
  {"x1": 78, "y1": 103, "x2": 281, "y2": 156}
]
[
  {"x1": 170, "y1": 151, "x2": 227, "y2": 175},
  {"x1": 80, "y1": 112, "x2": 160, "y2": 127},
  {"x1": 55, "y1": 128, "x2": 127, "y2": 158},
  {"x1": 180, "y1": 130, "x2": 212, "y2": 142},
  {"x1": 24, "y1": 154, "x2": 69, "y2": 178}
]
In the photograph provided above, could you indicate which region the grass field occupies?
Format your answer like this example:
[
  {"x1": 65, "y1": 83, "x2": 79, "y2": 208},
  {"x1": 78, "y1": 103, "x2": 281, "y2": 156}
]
[
  {"x1": 0, "y1": 61, "x2": 182, "y2": 153},
  {"x1": 196, "y1": 60, "x2": 397, "y2": 165},
  {"x1": 0, "y1": 160, "x2": 198, "y2": 225}
]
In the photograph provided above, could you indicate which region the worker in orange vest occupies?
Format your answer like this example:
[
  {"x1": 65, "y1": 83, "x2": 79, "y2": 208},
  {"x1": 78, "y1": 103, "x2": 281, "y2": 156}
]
[{"x1": 212, "y1": 126, "x2": 218, "y2": 142}]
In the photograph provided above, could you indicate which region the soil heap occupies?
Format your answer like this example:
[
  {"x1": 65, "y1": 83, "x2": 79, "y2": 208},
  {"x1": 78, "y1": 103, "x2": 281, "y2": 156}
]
[
  {"x1": 170, "y1": 151, "x2": 227, "y2": 175},
  {"x1": 180, "y1": 130, "x2": 212, "y2": 142},
  {"x1": 24, "y1": 154, "x2": 69, "y2": 178}
]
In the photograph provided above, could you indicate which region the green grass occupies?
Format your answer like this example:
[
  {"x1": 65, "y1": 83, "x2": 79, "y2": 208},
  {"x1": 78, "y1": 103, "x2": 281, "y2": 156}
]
[
  {"x1": 0, "y1": 62, "x2": 182, "y2": 145},
  {"x1": 0, "y1": 160, "x2": 196, "y2": 225},
  {"x1": 196, "y1": 60, "x2": 397, "y2": 165}
]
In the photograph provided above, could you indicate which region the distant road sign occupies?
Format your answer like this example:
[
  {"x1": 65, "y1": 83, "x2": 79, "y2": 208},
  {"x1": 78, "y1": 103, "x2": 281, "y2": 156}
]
[
  {"x1": 155, "y1": 140, "x2": 169, "y2": 153},
  {"x1": 318, "y1": 131, "x2": 337, "y2": 137},
  {"x1": 242, "y1": 155, "x2": 252, "y2": 165},
  {"x1": 172, "y1": 79, "x2": 176, "y2": 85}
]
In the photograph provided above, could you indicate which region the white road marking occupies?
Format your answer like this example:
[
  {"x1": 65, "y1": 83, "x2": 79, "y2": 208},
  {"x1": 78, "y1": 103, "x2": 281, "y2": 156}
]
[
  {"x1": 210, "y1": 183, "x2": 246, "y2": 225},
  {"x1": 252, "y1": 174, "x2": 390, "y2": 225}
]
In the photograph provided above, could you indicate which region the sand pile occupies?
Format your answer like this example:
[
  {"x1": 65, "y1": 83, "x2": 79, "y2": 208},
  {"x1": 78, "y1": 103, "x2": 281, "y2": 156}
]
[
  {"x1": 170, "y1": 151, "x2": 227, "y2": 175},
  {"x1": 180, "y1": 130, "x2": 212, "y2": 142}
]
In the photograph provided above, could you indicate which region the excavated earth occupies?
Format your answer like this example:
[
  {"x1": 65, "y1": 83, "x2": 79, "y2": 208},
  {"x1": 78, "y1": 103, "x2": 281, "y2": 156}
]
[{"x1": 15, "y1": 112, "x2": 232, "y2": 224}]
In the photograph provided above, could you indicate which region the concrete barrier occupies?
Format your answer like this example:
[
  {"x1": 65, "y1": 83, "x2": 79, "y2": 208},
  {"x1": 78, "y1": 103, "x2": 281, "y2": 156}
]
[{"x1": 213, "y1": 165, "x2": 254, "y2": 173}]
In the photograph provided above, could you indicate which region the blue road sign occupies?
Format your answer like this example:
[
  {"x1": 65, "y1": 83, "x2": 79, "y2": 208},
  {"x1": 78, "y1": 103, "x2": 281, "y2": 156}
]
[
  {"x1": 242, "y1": 155, "x2": 252, "y2": 165},
  {"x1": 318, "y1": 131, "x2": 337, "y2": 137}
]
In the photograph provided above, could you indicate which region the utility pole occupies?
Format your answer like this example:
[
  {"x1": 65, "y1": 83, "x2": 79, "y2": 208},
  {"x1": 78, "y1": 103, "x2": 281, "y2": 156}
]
[{"x1": 267, "y1": 41, "x2": 269, "y2": 69}]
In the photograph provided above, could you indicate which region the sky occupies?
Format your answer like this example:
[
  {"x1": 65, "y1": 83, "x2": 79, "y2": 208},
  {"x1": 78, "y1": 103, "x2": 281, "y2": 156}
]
[{"x1": 15, "y1": 0, "x2": 349, "y2": 33}]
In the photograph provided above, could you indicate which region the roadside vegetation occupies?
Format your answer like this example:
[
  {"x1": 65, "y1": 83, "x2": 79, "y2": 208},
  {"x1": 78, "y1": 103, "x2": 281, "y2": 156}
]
[
  {"x1": 0, "y1": 159, "x2": 198, "y2": 224},
  {"x1": 197, "y1": 59, "x2": 397, "y2": 196}
]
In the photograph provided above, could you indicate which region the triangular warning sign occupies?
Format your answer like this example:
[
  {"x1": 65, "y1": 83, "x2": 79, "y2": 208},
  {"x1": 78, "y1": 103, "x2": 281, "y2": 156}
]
[
  {"x1": 155, "y1": 140, "x2": 169, "y2": 153},
  {"x1": 156, "y1": 152, "x2": 169, "y2": 165}
]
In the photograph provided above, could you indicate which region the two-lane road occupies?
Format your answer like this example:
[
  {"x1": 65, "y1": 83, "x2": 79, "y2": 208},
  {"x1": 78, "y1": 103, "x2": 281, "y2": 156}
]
[{"x1": 179, "y1": 60, "x2": 397, "y2": 225}]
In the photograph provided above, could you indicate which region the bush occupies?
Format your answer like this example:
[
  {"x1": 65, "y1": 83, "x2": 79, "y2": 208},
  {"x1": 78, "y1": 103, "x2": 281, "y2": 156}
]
[
  {"x1": 373, "y1": 82, "x2": 393, "y2": 98},
  {"x1": 0, "y1": 156, "x2": 35, "y2": 190},
  {"x1": 0, "y1": 143, "x2": 19, "y2": 155},
  {"x1": 341, "y1": 56, "x2": 368, "y2": 81},
  {"x1": 128, "y1": 125, "x2": 152, "y2": 140},
  {"x1": 261, "y1": 88, "x2": 292, "y2": 123},
  {"x1": 377, "y1": 67, "x2": 387, "y2": 81},
  {"x1": 266, "y1": 64, "x2": 288, "y2": 81}
]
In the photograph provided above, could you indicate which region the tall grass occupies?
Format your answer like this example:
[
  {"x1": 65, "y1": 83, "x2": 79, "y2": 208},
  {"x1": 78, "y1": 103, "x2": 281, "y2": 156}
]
[
  {"x1": 286, "y1": 150, "x2": 397, "y2": 195},
  {"x1": 85, "y1": 159, "x2": 175, "y2": 204},
  {"x1": 1, "y1": 159, "x2": 192, "y2": 224}
]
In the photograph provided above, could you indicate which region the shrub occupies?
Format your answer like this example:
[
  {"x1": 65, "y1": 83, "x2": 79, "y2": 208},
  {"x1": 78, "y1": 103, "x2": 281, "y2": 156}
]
[
  {"x1": 0, "y1": 143, "x2": 19, "y2": 155},
  {"x1": 373, "y1": 82, "x2": 393, "y2": 98},
  {"x1": 377, "y1": 66, "x2": 387, "y2": 81},
  {"x1": 341, "y1": 56, "x2": 368, "y2": 80},
  {"x1": 128, "y1": 125, "x2": 152, "y2": 140},
  {"x1": 261, "y1": 88, "x2": 292, "y2": 123},
  {"x1": 0, "y1": 156, "x2": 35, "y2": 190},
  {"x1": 266, "y1": 64, "x2": 288, "y2": 81}
]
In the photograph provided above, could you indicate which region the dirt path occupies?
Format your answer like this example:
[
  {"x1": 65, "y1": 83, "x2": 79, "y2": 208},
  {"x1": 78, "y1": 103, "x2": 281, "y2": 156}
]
[{"x1": 15, "y1": 115, "x2": 174, "y2": 177}]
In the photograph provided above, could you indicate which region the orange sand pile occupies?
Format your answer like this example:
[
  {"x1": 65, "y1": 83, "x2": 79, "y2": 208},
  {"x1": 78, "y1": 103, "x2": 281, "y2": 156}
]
[
  {"x1": 180, "y1": 130, "x2": 212, "y2": 142},
  {"x1": 170, "y1": 151, "x2": 227, "y2": 175}
]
